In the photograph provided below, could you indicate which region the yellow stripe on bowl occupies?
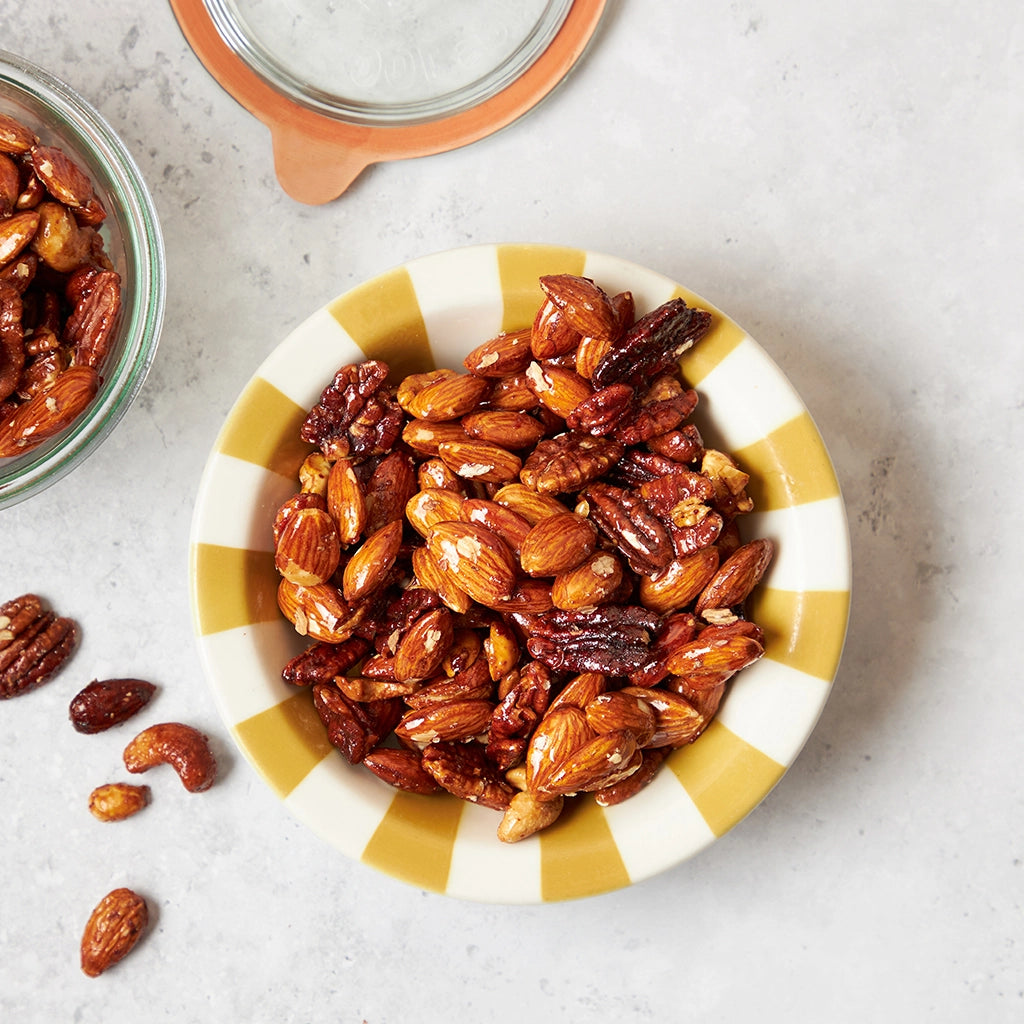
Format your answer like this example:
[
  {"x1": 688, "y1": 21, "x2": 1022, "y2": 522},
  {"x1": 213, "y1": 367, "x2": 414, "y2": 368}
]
[
  {"x1": 284, "y1": 754, "x2": 402, "y2": 867},
  {"x1": 497, "y1": 243, "x2": 587, "y2": 331},
  {"x1": 665, "y1": 719, "x2": 787, "y2": 838},
  {"x1": 326, "y1": 266, "x2": 434, "y2": 381},
  {"x1": 749, "y1": 586, "x2": 851, "y2": 682},
  {"x1": 736, "y1": 412, "x2": 842, "y2": 511},
  {"x1": 215, "y1": 377, "x2": 310, "y2": 477},
  {"x1": 232, "y1": 691, "x2": 334, "y2": 798},
  {"x1": 191, "y1": 542, "x2": 278, "y2": 636},
  {"x1": 539, "y1": 793, "x2": 631, "y2": 901},
  {"x1": 361, "y1": 791, "x2": 466, "y2": 894}
]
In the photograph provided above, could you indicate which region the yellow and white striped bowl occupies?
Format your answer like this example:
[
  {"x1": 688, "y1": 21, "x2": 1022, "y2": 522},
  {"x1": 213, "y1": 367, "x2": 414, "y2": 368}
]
[{"x1": 188, "y1": 244, "x2": 851, "y2": 903}]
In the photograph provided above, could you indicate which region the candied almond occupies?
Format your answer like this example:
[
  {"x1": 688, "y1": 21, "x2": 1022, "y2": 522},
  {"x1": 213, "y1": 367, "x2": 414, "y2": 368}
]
[
  {"x1": 69, "y1": 679, "x2": 156, "y2": 733},
  {"x1": 538, "y1": 274, "x2": 618, "y2": 342},
  {"x1": 425, "y1": 521, "x2": 518, "y2": 608},
  {"x1": 519, "y1": 511, "x2": 598, "y2": 577},
  {"x1": 463, "y1": 327, "x2": 533, "y2": 378},
  {"x1": 80, "y1": 888, "x2": 148, "y2": 978}
]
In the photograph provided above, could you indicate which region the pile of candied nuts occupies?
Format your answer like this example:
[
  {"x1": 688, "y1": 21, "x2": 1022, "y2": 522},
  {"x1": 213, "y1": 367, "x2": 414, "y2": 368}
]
[
  {"x1": 0, "y1": 111, "x2": 122, "y2": 458},
  {"x1": 1, "y1": 592, "x2": 217, "y2": 976},
  {"x1": 273, "y1": 274, "x2": 774, "y2": 843}
]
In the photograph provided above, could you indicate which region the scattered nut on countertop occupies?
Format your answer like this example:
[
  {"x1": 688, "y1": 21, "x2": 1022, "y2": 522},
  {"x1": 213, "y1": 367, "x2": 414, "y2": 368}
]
[
  {"x1": 122, "y1": 722, "x2": 218, "y2": 793},
  {"x1": 69, "y1": 678, "x2": 156, "y2": 733},
  {"x1": 88, "y1": 782, "x2": 150, "y2": 823},
  {"x1": 0, "y1": 592, "x2": 78, "y2": 699},
  {"x1": 80, "y1": 887, "x2": 148, "y2": 978}
]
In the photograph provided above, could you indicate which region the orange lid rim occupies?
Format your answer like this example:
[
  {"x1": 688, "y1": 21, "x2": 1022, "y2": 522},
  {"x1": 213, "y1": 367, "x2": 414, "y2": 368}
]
[{"x1": 169, "y1": 0, "x2": 607, "y2": 202}]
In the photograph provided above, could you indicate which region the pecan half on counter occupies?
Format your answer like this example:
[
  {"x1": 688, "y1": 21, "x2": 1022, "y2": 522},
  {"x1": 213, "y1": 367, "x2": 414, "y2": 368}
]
[
  {"x1": 273, "y1": 273, "x2": 774, "y2": 843},
  {"x1": 0, "y1": 592, "x2": 78, "y2": 698}
]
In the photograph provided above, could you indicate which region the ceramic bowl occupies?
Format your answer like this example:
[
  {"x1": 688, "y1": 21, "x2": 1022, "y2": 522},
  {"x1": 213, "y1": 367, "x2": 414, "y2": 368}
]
[
  {"x1": 0, "y1": 50, "x2": 165, "y2": 509},
  {"x1": 189, "y1": 243, "x2": 851, "y2": 903}
]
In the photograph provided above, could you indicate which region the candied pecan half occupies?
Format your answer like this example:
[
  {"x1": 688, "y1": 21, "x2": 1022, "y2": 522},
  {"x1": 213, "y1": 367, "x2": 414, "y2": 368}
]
[
  {"x1": 311, "y1": 682, "x2": 403, "y2": 763},
  {"x1": 613, "y1": 383, "x2": 698, "y2": 447},
  {"x1": 667, "y1": 511, "x2": 724, "y2": 559},
  {"x1": 300, "y1": 360, "x2": 404, "y2": 461},
  {"x1": 525, "y1": 605, "x2": 661, "y2": 675},
  {"x1": 421, "y1": 741, "x2": 515, "y2": 810},
  {"x1": 608, "y1": 448, "x2": 682, "y2": 487},
  {"x1": 647, "y1": 423, "x2": 705, "y2": 464},
  {"x1": 591, "y1": 298, "x2": 711, "y2": 389},
  {"x1": 282, "y1": 637, "x2": 370, "y2": 686},
  {"x1": 583, "y1": 482, "x2": 674, "y2": 576},
  {"x1": 63, "y1": 269, "x2": 122, "y2": 369},
  {"x1": 0, "y1": 607, "x2": 78, "y2": 699},
  {"x1": 520, "y1": 433, "x2": 624, "y2": 495},
  {"x1": 564, "y1": 383, "x2": 635, "y2": 436},
  {"x1": 638, "y1": 470, "x2": 715, "y2": 519}
]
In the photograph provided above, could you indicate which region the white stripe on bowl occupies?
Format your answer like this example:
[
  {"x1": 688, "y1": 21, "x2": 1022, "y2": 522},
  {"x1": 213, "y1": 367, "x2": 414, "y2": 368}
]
[
  {"x1": 716, "y1": 658, "x2": 832, "y2": 767},
  {"x1": 407, "y1": 244, "x2": 505, "y2": 364},
  {"x1": 285, "y1": 753, "x2": 395, "y2": 861},
  {"x1": 602, "y1": 767, "x2": 717, "y2": 880},
  {"x1": 581, "y1": 252, "x2": 679, "y2": 314},
  {"x1": 260, "y1": 308, "x2": 365, "y2": 406},
  {"x1": 198, "y1": 621, "x2": 300, "y2": 724},
  {"x1": 748, "y1": 497, "x2": 852, "y2": 592},
  {"x1": 446, "y1": 801, "x2": 543, "y2": 903},
  {"x1": 696, "y1": 337, "x2": 808, "y2": 450},
  {"x1": 192, "y1": 454, "x2": 289, "y2": 550}
]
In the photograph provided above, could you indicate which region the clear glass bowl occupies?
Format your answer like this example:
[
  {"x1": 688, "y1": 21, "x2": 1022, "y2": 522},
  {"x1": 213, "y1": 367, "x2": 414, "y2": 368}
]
[{"x1": 0, "y1": 50, "x2": 165, "y2": 510}]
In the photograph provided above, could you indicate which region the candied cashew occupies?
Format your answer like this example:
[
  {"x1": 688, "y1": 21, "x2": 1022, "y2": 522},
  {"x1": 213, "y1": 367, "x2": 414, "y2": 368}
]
[{"x1": 122, "y1": 722, "x2": 217, "y2": 793}]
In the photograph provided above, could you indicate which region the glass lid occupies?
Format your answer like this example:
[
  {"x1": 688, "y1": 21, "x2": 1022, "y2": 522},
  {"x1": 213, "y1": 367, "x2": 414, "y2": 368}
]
[
  {"x1": 203, "y1": 0, "x2": 575, "y2": 125},
  {"x1": 170, "y1": 0, "x2": 606, "y2": 203}
]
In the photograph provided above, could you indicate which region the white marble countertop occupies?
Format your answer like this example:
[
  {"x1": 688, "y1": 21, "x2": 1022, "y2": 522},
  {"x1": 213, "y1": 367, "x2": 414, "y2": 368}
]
[{"x1": 2, "y1": 1, "x2": 1022, "y2": 1020}]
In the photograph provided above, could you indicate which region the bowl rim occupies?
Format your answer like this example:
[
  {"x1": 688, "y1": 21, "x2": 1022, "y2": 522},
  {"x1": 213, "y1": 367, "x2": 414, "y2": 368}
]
[
  {"x1": 189, "y1": 242, "x2": 852, "y2": 903},
  {"x1": 0, "y1": 50, "x2": 166, "y2": 509}
]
